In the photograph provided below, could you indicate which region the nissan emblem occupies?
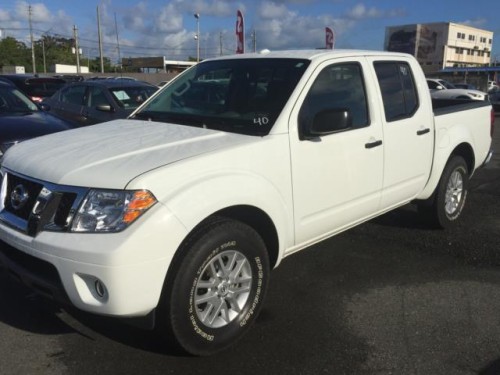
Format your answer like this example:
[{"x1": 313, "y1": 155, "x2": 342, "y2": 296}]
[{"x1": 10, "y1": 184, "x2": 29, "y2": 210}]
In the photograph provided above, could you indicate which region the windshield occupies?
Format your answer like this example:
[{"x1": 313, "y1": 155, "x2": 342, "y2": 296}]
[
  {"x1": 132, "y1": 58, "x2": 310, "y2": 136},
  {"x1": 0, "y1": 86, "x2": 39, "y2": 114},
  {"x1": 110, "y1": 85, "x2": 158, "y2": 110}
]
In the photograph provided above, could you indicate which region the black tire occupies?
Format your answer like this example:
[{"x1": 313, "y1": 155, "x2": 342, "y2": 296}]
[
  {"x1": 418, "y1": 156, "x2": 469, "y2": 229},
  {"x1": 158, "y1": 217, "x2": 270, "y2": 356}
]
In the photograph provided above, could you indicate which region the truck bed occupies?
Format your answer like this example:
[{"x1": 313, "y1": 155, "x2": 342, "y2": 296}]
[{"x1": 432, "y1": 98, "x2": 492, "y2": 116}]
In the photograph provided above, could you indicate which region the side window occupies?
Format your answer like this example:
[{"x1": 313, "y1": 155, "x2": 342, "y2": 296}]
[
  {"x1": 374, "y1": 62, "x2": 419, "y2": 122},
  {"x1": 299, "y1": 62, "x2": 369, "y2": 135},
  {"x1": 61, "y1": 85, "x2": 86, "y2": 105},
  {"x1": 88, "y1": 86, "x2": 110, "y2": 108},
  {"x1": 427, "y1": 80, "x2": 438, "y2": 89}
]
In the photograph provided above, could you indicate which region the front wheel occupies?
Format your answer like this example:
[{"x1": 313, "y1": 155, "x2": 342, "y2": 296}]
[
  {"x1": 418, "y1": 155, "x2": 469, "y2": 228},
  {"x1": 158, "y1": 218, "x2": 270, "y2": 356}
]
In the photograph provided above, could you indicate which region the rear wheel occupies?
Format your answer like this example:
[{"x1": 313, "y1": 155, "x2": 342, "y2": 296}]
[
  {"x1": 418, "y1": 156, "x2": 469, "y2": 228},
  {"x1": 158, "y1": 218, "x2": 270, "y2": 356}
]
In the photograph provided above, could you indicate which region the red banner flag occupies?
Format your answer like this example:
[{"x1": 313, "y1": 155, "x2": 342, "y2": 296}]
[
  {"x1": 326, "y1": 27, "x2": 335, "y2": 49},
  {"x1": 236, "y1": 10, "x2": 245, "y2": 54}
]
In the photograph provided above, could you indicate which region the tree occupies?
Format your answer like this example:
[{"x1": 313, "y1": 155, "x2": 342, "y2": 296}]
[
  {"x1": 0, "y1": 37, "x2": 30, "y2": 70},
  {"x1": 34, "y1": 35, "x2": 79, "y2": 73}
]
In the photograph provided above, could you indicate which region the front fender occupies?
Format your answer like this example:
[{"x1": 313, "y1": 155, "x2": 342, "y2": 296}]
[{"x1": 129, "y1": 167, "x2": 294, "y2": 267}]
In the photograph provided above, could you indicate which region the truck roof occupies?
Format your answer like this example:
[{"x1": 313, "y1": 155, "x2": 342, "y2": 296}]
[{"x1": 205, "y1": 49, "x2": 413, "y2": 62}]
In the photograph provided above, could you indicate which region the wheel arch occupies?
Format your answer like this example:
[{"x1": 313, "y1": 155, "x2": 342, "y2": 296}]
[
  {"x1": 172, "y1": 205, "x2": 280, "y2": 270},
  {"x1": 450, "y1": 142, "x2": 475, "y2": 176},
  {"x1": 212, "y1": 205, "x2": 280, "y2": 269},
  {"x1": 417, "y1": 141, "x2": 475, "y2": 200}
]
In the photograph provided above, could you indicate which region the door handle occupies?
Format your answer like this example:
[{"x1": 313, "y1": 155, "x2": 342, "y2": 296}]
[
  {"x1": 417, "y1": 128, "x2": 430, "y2": 136},
  {"x1": 365, "y1": 140, "x2": 383, "y2": 149}
]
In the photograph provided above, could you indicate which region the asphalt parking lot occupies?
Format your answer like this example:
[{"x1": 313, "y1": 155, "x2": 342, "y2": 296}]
[{"x1": 0, "y1": 116, "x2": 499, "y2": 375}]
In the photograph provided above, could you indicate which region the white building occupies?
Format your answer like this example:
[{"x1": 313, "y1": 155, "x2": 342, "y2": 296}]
[{"x1": 385, "y1": 22, "x2": 494, "y2": 73}]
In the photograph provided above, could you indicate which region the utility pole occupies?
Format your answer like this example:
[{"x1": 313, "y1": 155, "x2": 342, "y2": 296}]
[
  {"x1": 194, "y1": 13, "x2": 200, "y2": 62},
  {"x1": 73, "y1": 25, "x2": 81, "y2": 74},
  {"x1": 252, "y1": 30, "x2": 257, "y2": 52},
  {"x1": 28, "y1": 5, "x2": 36, "y2": 73},
  {"x1": 97, "y1": 6, "x2": 104, "y2": 73},
  {"x1": 219, "y1": 32, "x2": 223, "y2": 56},
  {"x1": 42, "y1": 38, "x2": 46, "y2": 73},
  {"x1": 114, "y1": 13, "x2": 122, "y2": 71}
]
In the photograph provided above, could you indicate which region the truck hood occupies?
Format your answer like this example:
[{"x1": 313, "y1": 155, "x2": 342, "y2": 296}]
[{"x1": 2, "y1": 119, "x2": 256, "y2": 188}]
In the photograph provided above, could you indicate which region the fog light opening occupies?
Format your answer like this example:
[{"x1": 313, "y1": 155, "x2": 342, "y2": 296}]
[{"x1": 94, "y1": 279, "x2": 106, "y2": 298}]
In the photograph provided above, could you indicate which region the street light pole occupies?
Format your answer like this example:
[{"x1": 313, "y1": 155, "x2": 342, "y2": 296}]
[{"x1": 194, "y1": 13, "x2": 200, "y2": 62}]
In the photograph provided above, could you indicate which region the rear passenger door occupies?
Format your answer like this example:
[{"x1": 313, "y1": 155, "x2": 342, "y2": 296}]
[{"x1": 369, "y1": 58, "x2": 434, "y2": 209}]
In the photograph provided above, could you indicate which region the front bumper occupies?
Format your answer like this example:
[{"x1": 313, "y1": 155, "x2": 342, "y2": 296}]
[{"x1": 0, "y1": 202, "x2": 188, "y2": 318}]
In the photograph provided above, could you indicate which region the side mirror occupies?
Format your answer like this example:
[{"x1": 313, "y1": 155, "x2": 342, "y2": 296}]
[
  {"x1": 302, "y1": 108, "x2": 352, "y2": 139},
  {"x1": 96, "y1": 104, "x2": 114, "y2": 112},
  {"x1": 436, "y1": 85, "x2": 444, "y2": 90}
]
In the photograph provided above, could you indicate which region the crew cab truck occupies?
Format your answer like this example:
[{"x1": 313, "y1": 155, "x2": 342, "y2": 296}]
[{"x1": 0, "y1": 50, "x2": 493, "y2": 356}]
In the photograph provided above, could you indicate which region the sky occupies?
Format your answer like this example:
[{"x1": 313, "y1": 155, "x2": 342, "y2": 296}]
[{"x1": 0, "y1": 0, "x2": 499, "y2": 64}]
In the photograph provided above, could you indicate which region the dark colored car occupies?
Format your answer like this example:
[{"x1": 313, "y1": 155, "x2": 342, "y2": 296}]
[
  {"x1": 43, "y1": 80, "x2": 158, "y2": 126},
  {"x1": 0, "y1": 75, "x2": 67, "y2": 103},
  {"x1": 490, "y1": 90, "x2": 500, "y2": 112},
  {"x1": 0, "y1": 81, "x2": 74, "y2": 161}
]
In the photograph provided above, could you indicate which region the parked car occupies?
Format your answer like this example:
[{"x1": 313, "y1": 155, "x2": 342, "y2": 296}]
[
  {"x1": 0, "y1": 74, "x2": 67, "y2": 103},
  {"x1": 43, "y1": 80, "x2": 158, "y2": 126},
  {"x1": 426, "y1": 78, "x2": 488, "y2": 101},
  {"x1": 0, "y1": 80, "x2": 73, "y2": 161}
]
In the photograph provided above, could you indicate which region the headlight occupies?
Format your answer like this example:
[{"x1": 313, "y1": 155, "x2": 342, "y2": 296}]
[{"x1": 71, "y1": 189, "x2": 157, "y2": 233}]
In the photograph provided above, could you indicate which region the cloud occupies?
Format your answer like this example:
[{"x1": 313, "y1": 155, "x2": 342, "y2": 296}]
[{"x1": 461, "y1": 18, "x2": 489, "y2": 28}]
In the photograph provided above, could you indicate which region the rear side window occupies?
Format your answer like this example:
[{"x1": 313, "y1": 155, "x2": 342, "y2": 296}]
[{"x1": 374, "y1": 62, "x2": 418, "y2": 122}]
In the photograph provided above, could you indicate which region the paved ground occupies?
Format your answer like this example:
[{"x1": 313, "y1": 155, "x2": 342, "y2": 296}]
[{"x1": 0, "y1": 116, "x2": 499, "y2": 375}]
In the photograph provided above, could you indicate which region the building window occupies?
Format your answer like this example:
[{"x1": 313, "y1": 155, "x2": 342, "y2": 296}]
[
  {"x1": 468, "y1": 35, "x2": 475, "y2": 41},
  {"x1": 457, "y1": 32, "x2": 466, "y2": 39},
  {"x1": 489, "y1": 39, "x2": 492, "y2": 44}
]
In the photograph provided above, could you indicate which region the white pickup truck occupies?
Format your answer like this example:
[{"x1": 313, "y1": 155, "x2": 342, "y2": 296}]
[{"x1": 0, "y1": 50, "x2": 493, "y2": 355}]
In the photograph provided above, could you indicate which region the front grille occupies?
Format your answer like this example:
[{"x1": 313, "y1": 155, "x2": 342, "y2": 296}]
[
  {"x1": 54, "y1": 193, "x2": 78, "y2": 227},
  {"x1": 0, "y1": 171, "x2": 87, "y2": 236},
  {"x1": 4, "y1": 174, "x2": 43, "y2": 220}
]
